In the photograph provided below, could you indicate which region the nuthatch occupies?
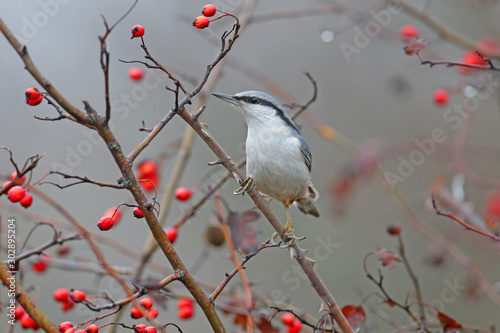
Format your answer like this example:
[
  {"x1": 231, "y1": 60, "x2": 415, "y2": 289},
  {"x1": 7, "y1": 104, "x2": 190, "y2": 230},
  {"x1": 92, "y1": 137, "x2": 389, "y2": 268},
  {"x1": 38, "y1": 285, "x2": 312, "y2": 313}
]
[{"x1": 212, "y1": 91, "x2": 319, "y2": 243}]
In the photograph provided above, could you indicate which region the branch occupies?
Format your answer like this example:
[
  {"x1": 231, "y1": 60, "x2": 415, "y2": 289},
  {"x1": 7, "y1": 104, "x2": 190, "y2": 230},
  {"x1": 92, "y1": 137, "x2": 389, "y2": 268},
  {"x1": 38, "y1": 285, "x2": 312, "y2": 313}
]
[{"x1": 40, "y1": 171, "x2": 125, "y2": 190}]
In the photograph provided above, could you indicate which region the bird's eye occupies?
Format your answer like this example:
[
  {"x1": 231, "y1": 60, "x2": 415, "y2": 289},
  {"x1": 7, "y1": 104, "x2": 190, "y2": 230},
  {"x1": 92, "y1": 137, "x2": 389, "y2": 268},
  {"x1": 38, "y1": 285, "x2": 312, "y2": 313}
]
[{"x1": 250, "y1": 97, "x2": 258, "y2": 104}]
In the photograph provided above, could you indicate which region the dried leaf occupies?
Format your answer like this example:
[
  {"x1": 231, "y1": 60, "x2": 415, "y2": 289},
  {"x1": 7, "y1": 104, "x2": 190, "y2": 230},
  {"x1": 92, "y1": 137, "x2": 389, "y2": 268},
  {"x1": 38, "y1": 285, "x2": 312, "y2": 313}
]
[
  {"x1": 437, "y1": 311, "x2": 462, "y2": 333},
  {"x1": 227, "y1": 210, "x2": 261, "y2": 254},
  {"x1": 256, "y1": 315, "x2": 279, "y2": 333},
  {"x1": 374, "y1": 247, "x2": 401, "y2": 269},
  {"x1": 403, "y1": 37, "x2": 427, "y2": 56},
  {"x1": 341, "y1": 305, "x2": 366, "y2": 326}
]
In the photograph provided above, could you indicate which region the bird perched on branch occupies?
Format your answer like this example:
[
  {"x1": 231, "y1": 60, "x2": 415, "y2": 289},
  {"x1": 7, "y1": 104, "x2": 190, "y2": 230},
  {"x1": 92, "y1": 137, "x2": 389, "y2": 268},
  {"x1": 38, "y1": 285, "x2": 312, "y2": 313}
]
[{"x1": 212, "y1": 91, "x2": 319, "y2": 244}]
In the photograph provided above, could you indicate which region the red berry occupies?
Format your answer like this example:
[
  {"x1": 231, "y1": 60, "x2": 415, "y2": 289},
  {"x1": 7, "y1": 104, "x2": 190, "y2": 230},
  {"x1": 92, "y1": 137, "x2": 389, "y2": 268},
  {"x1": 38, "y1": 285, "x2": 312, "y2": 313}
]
[
  {"x1": 14, "y1": 306, "x2": 24, "y2": 320},
  {"x1": 387, "y1": 223, "x2": 402, "y2": 236},
  {"x1": 103, "y1": 207, "x2": 122, "y2": 224},
  {"x1": 133, "y1": 207, "x2": 144, "y2": 219},
  {"x1": 8, "y1": 185, "x2": 26, "y2": 203},
  {"x1": 178, "y1": 298, "x2": 193, "y2": 308},
  {"x1": 54, "y1": 288, "x2": 70, "y2": 302},
  {"x1": 460, "y1": 50, "x2": 488, "y2": 73},
  {"x1": 147, "y1": 308, "x2": 159, "y2": 318},
  {"x1": 61, "y1": 300, "x2": 75, "y2": 312},
  {"x1": 59, "y1": 321, "x2": 74, "y2": 332},
  {"x1": 144, "y1": 327, "x2": 156, "y2": 333},
  {"x1": 65, "y1": 329, "x2": 75, "y2": 333},
  {"x1": 25, "y1": 86, "x2": 41, "y2": 101},
  {"x1": 27, "y1": 95, "x2": 44, "y2": 106},
  {"x1": 140, "y1": 297, "x2": 153, "y2": 310},
  {"x1": 193, "y1": 16, "x2": 210, "y2": 29},
  {"x1": 97, "y1": 216, "x2": 114, "y2": 231},
  {"x1": 131, "y1": 25, "x2": 145, "y2": 38},
  {"x1": 134, "y1": 324, "x2": 148, "y2": 333},
  {"x1": 175, "y1": 187, "x2": 192, "y2": 201},
  {"x1": 32, "y1": 259, "x2": 48, "y2": 273},
  {"x1": 10, "y1": 171, "x2": 26, "y2": 185},
  {"x1": 20, "y1": 192, "x2": 33, "y2": 208},
  {"x1": 400, "y1": 24, "x2": 419, "y2": 41},
  {"x1": 57, "y1": 244, "x2": 71, "y2": 257},
  {"x1": 2, "y1": 181, "x2": 11, "y2": 189},
  {"x1": 281, "y1": 312, "x2": 295, "y2": 326},
  {"x1": 71, "y1": 290, "x2": 86, "y2": 302},
  {"x1": 86, "y1": 324, "x2": 99, "y2": 333},
  {"x1": 20, "y1": 313, "x2": 37, "y2": 329},
  {"x1": 130, "y1": 306, "x2": 144, "y2": 319},
  {"x1": 128, "y1": 67, "x2": 144, "y2": 81},
  {"x1": 178, "y1": 305, "x2": 194, "y2": 320},
  {"x1": 139, "y1": 161, "x2": 158, "y2": 176},
  {"x1": 202, "y1": 4, "x2": 217, "y2": 17},
  {"x1": 165, "y1": 228, "x2": 178, "y2": 244},
  {"x1": 432, "y1": 89, "x2": 449, "y2": 106},
  {"x1": 286, "y1": 318, "x2": 302, "y2": 333}
]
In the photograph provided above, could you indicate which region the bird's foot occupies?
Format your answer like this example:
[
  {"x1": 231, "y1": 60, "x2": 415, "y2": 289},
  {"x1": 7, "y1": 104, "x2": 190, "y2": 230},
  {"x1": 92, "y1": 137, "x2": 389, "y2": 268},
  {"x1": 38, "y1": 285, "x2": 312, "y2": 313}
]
[
  {"x1": 271, "y1": 230, "x2": 305, "y2": 247},
  {"x1": 234, "y1": 176, "x2": 254, "y2": 195}
]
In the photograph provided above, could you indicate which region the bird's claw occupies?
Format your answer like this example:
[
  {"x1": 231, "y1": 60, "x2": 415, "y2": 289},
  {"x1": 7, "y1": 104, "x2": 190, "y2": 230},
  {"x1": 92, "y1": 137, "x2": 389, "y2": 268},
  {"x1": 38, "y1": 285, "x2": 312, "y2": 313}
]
[{"x1": 234, "y1": 176, "x2": 254, "y2": 195}]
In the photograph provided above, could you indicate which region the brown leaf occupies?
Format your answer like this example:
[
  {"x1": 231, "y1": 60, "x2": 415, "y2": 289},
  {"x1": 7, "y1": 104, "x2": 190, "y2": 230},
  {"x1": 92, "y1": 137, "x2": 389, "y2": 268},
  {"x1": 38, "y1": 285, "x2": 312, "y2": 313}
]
[
  {"x1": 227, "y1": 210, "x2": 261, "y2": 254},
  {"x1": 256, "y1": 315, "x2": 279, "y2": 333},
  {"x1": 341, "y1": 305, "x2": 366, "y2": 326},
  {"x1": 437, "y1": 311, "x2": 462, "y2": 333}
]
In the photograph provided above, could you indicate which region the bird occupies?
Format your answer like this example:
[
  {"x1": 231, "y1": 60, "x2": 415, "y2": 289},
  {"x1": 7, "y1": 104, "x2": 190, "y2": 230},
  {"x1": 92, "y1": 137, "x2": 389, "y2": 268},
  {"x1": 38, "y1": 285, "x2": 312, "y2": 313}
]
[{"x1": 212, "y1": 90, "x2": 319, "y2": 243}]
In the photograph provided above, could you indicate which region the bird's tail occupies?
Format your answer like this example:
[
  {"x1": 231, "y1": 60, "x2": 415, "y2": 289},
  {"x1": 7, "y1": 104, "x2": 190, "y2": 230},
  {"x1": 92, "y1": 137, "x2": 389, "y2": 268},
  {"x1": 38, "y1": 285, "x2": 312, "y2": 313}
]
[{"x1": 296, "y1": 184, "x2": 320, "y2": 217}]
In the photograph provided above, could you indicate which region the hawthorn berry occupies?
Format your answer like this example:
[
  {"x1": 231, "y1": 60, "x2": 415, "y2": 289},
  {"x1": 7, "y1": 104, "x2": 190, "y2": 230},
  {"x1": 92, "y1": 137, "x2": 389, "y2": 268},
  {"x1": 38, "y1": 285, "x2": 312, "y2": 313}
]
[
  {"x1": 57, "y1": 244, "x2": 71, "y2": 256},
  {"x1": 202, "y1": 4, "x2": 217, "y2": 17},
  {"x1": 25, "y1": 86, "x2": 41, "y2": 101},
  {"x1": 27, "y1": 95, "x2": 44, "y2": 106},
  {"x1": 147, "y1": 308, "x2": 159, "y2": 318},
  {"x1": 400, "y1": 24, "x2": 419, "y2": 41},
  {"x1": 20, "y1": 192, "x2": 33, "y2": 208},
  {"x1": 130, "y1": 306, "x2": 144, "y2": 319},
  {"x1": 131, "y1": 25, "x2": 145, "y2": 38},
  {"x1": 140, "y1": 297, "x2": 154, "y2": 309},
  {"x1": 59, "y1": 321, "x2": 74, "y2": 332},
  {"x1": 144, "y1": 327, "x2": 156, "y2": 333},
  {"x1": 10, "y1": 171, "x2": 26, "y2": 185},
  {"x1": 178, "y1": 305, "x2": 194, "y2": 320},
  {"x1": 286, "y1": 318, "x2": 303, "y2": 333},
  {"x1": 86, "y1": 324, "x2": 99, "y2": 333},
  {"x1": 193, "y1": 16, "x2": 210, "y2": 29},
  {"x1": 386, "y1": 223, "x2": 402, "y2": 236},
  {"x1": 432, "y1": 89, "x2": 449, "y2": 106},
  {"x1": 178, "y1": 298, "x2": 193, "y2": 308},
  {"x1": 133, "y1": 207, "x2": 144, "y2": 219},
  {"x1": 165, "y1": 228, "x2": 178, "y2": 244},
  {"x1": 175, "y1": 187, "x2": 192, "y2": 201},
  {"x1": 70, "y1": 289, "x2": 86, "y2": 302},
  {"x1": 460, "y1": 50, "x2": 489, "y2": 73},
  {"x1": 54, "y1": 288, "x2": 70, "y2": 302},
  {"x1": 139, "y1": 161, "x2": 158, "y2": 176},
  {"x1": 32, "y1": 257, "x2": 48, "y2": 274},
  {"x1": 281, "y1": 312, "x2": 295, "y2": 326},
  {"x1": 128, "y1": 67, "x2": 144, "y2": 81},
  {"x1": 8, "y1": 185, "x2": 26, "y2": 203},
  {"x1": 2, "y1": 181, "x2": 11, "y2": 189},
  {"x1": 61, "y1": 300, "x2": 75, "y2": 312},
  {"x1": 14, "y1": 306, "x2": 24, "y2": 320},
  {"x1": 134, "y1": 324, "x2": 148, "y2": 333},
  {"x1": 103, "y1": 207, "x2": 122, "y2": 224},
  {"x1": 20, "y1": 313, "x2": 38, "y2": 329},
  {"x1": 97, "y1": 216, "x2": 114, "y2": 231}
]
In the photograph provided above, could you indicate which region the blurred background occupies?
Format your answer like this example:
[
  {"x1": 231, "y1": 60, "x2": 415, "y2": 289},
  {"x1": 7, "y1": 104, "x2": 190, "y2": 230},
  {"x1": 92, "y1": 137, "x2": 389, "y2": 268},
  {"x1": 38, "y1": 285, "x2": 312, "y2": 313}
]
[{"x1": 1, "y1": 0, "x2": 500, "y2": 331}]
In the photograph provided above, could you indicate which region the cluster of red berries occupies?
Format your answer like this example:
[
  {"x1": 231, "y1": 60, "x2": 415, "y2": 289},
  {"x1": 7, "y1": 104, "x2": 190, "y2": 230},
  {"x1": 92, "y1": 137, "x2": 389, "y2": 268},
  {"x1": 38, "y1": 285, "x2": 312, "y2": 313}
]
[
  {"x1": 177, "y1": 298, "x2": 194, "y2": 320},
  {"x1": 53, "y1": 288, "x2": 76, "y2": 312},
  {"x1": 281, "y1": 313, "x2": 303, "y2": 333},
  {"x1": 13, "y1": 306, "x2": 40, "y2": 330},
  {"x1": 133, "y1": 324, "x2": 157, "y2": 333},
  {"x1": 25, "y1": 86, "x2": 45, "y2": 106},
  {"x1": 136, "y1": 160, "x2": 159, "y2": 192},
  {"x1": 193, "y1": 4, "x2": 217, "y2": 29},
  {"x1": 3, "y1": 172, "x2": 33, "y2": 208},
  {"x1": 59, "y1": 321, "x2": 99, "y2": 333},
  {"x1": 130, "y1": 297, "x2": 158, "y2": 320},
  {"x1": 97, "y1": 207, "x2": 122, "y2": 231}
]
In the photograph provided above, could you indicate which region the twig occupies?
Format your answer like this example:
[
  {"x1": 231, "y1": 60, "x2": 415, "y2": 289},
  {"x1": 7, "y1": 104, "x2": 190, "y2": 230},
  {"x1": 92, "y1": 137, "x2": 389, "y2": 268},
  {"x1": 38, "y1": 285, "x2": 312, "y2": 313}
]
[{"x1": 39, "y1": 171, "x2": 125, "y2": 190}]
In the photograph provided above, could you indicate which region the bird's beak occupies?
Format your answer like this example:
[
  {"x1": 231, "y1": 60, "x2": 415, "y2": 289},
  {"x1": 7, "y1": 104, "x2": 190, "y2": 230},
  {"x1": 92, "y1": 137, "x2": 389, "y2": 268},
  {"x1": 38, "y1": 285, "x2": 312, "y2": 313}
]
[{"x1": 212, "y1": 92, "x2": 240, "y2": 106}]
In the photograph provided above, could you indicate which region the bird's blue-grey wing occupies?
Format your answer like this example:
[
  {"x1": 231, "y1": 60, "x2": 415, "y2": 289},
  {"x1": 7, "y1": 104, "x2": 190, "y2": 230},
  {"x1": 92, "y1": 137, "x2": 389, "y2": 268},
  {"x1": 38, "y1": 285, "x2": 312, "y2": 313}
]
[{"x1": 298, "y1": 137, "x2": 312, "y2": 172}]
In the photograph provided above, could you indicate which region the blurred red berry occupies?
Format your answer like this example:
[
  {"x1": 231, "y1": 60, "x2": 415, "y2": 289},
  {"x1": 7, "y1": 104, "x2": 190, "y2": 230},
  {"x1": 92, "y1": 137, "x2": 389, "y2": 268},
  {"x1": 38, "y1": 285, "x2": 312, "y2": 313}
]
[
  {"x1": 175, "y1": 187, "x2": 192, "y2": 201},
  {"x1": 178, "y1": 298, "x2": 193, "y2": 308},
  {"x1": 10, "y1": 171, "x2": 26, "y2": 185},
  {"x1": 25, "y1": 86, "x2": 41, "y2": 101},
  {"x1": 281, "y1": 312, "x2": 295, "y2": 326},
  {"x1": 485, "y1": 191, "x2": 500, "y2": 233},
  {"x1": 134, "y1": 324, "x2": 148, "y2": 333},
  {"x1": 14, "y1": 306, "x2": 24, "y2": 320},
  {"x1": 178, "y1": 305, "x2": 194, "y2": 320},
  {"x1": 144, "y1": 327, "x2": 156, "y2": 333},
  {"x1": 130, "y1": 306, "x2": 144, "y2": 319},
  {"x1": 57, "y1": 244, "x2": 71, "y2": 257},
  {"x1": 59, "y1": 321, "x2": 73, "y2": 332},
  {"x1": 128, "y1": 67, "x2": 144, "y2": 81},
  {"x1": 103, "y1": 206, "x2": 122, "y2": 224},
  {"x1": 54, "y1": 288, "x2": 70, "y2": 302},
  {"x1": 27, "y1": 95, "x2": 44, "y2": 106},
  {"x1": 86, "y1": 324, "x2": 99, "y2": 333},
  {"x1": 432, "y1": 89, "x2": 449, "y2": 106},
  {"x1": 147, "y1": 308, "x2": 159, "y2": 318},
  {"x1": 8, "y1": 185, "x2": 26, "y2": 203},
  {"x1": 459, "y1": 50, "x2": 488, "y2": 73},
  {"x1": 133, "y1": 207, "x2": 144, "y2": 219},
  {"x1": 202, "y1": 4, "x2": 217, "y2": 17},
  {"x1": 140, "y1": 297, "x2": 154, "y2": 310},
  {"x1": 478, "y1": 36, "x2": 499, "y2": 56},
  {"x1": 71, "y1": 290, "x2": 86, "y2": 302},
  {"x1": 131, "y1": 25, "x2": 145, "y2": 38},
  {"x1": 138, "y1": 174, "x2": 158, "y2": 192},
  {"x1": 165, "y1": 228, "x2": 178, "y2": 244},
  {"x1": 386, "y1": 223, "x2": 402, "y2": 236},
  {"x1": 20, "y1": 192, "x2": 33, "y2": 208},
  {"x1": 32, "y1": 258, "x2": 48, "y2": 274},
  {"x1": 193, "y1": 16, "x2": 210, "y2": 29},
  {"x1": 61, "y1": 300, "x2": 75, "y2": 312},
  {"x1": 20, "y1": 313, "x2": 38, "y2": 329},
  {"x1": 138, "y1": 161, "x2": 158, "y2": 176},
  {"x1": 400, "y1": 24, "x2": 419, "y2": 41},
  {"x1": 2, "y1": 181, "x2": 11, "y2": 189},
  {"x1": 97, "y1": 216, "x2": 114, "y2": 231},
  {"x1": 286, "y1": 318, "x2": 302, "y2": 333}
]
